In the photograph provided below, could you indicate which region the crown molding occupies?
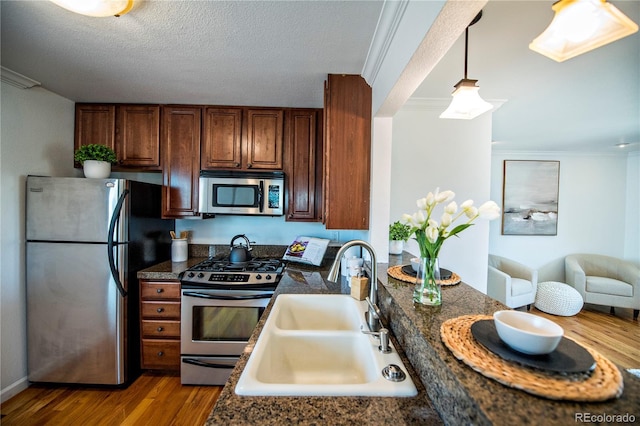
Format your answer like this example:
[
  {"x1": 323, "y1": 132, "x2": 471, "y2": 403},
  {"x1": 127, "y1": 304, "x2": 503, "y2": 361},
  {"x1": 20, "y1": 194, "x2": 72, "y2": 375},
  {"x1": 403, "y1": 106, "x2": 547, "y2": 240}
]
[
  {"x1": 361, "y1": 0, "x2": 409, "y2": 86},
  {"x1": 1, "y1": 66, "x2": 41, "y2": 89}
]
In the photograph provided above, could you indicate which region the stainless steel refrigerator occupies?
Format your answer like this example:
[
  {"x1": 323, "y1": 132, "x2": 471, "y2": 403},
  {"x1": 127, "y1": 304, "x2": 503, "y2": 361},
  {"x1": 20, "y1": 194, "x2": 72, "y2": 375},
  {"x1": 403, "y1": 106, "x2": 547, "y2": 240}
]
[{"x1": 26, "y1": 176, "x2": 174, "y2": 386}]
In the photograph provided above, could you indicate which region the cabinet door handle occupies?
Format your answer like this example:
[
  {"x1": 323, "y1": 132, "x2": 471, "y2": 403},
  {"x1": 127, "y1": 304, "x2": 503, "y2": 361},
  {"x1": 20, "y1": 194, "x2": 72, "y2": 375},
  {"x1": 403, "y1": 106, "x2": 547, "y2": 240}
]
[
  {"x1": 157, "y1": 327, "x2": 164, "y2": 332},
  {"x1": 247, "y1": 163, "x2": 252, "y2": 168},
  {"x1": 157, "y1": 351, "x2": 164, "y2": 357},
  {"x1": 234, "y1": 162, "x2": 240, "y2": 168},
  {"x1": 157, "y1": 307, "x2": 164, "y2": 313},
  {"x1": 156, "y1": 288, "x2": 163, "y2": 293}
]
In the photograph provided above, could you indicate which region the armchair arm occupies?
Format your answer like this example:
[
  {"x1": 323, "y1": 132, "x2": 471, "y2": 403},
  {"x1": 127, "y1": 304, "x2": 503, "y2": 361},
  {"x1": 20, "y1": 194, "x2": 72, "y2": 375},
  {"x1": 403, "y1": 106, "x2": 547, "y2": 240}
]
[
  {"x1": 618, "y1": 261, "x2": 640, "y2": 288},
  {"x1": 565, "y1": 256, "x2": 586, "y2": 296},
  {"x1": 487, "y1": 265, "x2": 511, "y2": 306}
]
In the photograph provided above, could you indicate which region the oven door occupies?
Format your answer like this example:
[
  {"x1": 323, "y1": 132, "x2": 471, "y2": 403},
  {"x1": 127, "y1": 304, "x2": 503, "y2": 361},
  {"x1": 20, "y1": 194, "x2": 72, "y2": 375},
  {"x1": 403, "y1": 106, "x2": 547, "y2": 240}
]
[{"x1": 180, "y1": 288, "x2": 272, "y2": 356}]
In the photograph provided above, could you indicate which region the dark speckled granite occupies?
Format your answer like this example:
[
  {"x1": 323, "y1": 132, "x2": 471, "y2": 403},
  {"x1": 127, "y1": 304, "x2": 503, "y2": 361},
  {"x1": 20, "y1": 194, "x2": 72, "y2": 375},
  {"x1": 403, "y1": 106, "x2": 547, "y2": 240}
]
[
  {"x1": 139, "y1": 250, "x2": 640, "y2": 425},
  {"x1": 379, "y1": 253, "x2": 640, "y2": 426}
]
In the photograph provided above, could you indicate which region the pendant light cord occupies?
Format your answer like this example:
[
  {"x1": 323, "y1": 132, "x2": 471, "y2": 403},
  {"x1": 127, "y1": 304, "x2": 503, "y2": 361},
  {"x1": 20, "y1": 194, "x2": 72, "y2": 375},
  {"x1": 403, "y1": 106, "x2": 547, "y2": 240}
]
[{"x1": 464, "y1": 27, "x2": 469, "y2": 80}]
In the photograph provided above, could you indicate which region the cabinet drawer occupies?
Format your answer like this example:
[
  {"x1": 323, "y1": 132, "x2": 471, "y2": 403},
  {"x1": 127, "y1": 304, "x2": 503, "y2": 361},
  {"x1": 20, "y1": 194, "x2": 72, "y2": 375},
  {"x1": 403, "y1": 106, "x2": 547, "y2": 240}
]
[
  {"x1": 141, "y1": 281, "x2": 181, "y2": 300},
  {"x1": 141, "y1": 320, "x2": 181, "y2": 339},
  {"x1": 141, "y1": 301, "x2": 181, "y2": 319},
  {"x1": 141, "y1": 340, "x2": 180, "y2": 370}
]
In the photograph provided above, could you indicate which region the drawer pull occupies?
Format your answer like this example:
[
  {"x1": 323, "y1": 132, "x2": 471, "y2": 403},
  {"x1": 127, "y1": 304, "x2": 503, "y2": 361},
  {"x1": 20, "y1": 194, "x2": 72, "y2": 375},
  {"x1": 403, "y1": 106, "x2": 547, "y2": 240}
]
[
  {"x1": 157, "y1": 351, "x2": 164, "y2": 357},
  {"x1": 157, "y1": 327, "x2": 164, "y2": 332},
  {"x1": 156, "y1": 288, "x2": 163, "y2": 293},
  {"x1": 157, "y1": 307, "x2": 164, "y2": 313}
]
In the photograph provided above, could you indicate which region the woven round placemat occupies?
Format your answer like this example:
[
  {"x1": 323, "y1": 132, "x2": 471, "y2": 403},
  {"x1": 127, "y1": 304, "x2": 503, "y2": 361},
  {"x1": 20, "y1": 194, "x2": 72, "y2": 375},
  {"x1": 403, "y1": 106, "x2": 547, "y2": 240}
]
[
  {"x1": 387, "y1": 265, "x2": 461, "y2": 286},
  {"x1": 440, "y1": 315, "x2": 623, "y2": 402}
]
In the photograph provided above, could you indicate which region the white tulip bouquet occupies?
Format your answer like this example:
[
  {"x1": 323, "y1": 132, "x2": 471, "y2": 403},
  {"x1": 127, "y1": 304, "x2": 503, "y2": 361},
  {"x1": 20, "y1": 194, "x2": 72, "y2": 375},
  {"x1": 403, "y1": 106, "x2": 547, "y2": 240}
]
[{"x1": 401, "y1": 188, "x2": 501, "y2": 305}]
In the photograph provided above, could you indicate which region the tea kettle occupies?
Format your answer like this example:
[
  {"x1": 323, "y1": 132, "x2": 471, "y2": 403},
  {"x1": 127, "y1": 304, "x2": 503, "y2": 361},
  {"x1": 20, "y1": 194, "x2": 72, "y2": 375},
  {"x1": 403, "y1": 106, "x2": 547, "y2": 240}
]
[{"x1": 229, "y1": 234, "x2": 253, "y2": 263}]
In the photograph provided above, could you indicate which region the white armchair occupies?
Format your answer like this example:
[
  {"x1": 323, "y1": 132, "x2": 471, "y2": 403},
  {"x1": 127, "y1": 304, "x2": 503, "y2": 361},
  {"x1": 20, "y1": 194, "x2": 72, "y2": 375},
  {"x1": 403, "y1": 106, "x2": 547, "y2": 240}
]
[
  {"x1": 565, "y1": 254, "x2": 640, "y2": 320},
  {"x1": 487, "y1": 254, "x2": 538, "y2": 310}
]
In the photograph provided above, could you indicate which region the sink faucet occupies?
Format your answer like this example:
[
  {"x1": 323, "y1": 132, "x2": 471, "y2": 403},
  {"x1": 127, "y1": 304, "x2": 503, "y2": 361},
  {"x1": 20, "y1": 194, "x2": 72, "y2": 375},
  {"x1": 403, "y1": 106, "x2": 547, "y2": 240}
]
[{"x1": 328, "y1": 240, "x2": 380, "y2": 332}]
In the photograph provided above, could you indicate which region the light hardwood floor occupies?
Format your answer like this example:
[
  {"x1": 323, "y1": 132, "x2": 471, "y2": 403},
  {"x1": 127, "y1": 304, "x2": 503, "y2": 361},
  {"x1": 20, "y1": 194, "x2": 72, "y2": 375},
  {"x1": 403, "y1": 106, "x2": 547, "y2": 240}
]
[
  {"x1": 2, "y1": 304, "x2": 638, "y2": 425},
  {"x1": 527, "y1": 303, "x2": 640, "y2": 370},
  {"x1": 0, "y1": 372, "x2": 221, "y2": 426}
]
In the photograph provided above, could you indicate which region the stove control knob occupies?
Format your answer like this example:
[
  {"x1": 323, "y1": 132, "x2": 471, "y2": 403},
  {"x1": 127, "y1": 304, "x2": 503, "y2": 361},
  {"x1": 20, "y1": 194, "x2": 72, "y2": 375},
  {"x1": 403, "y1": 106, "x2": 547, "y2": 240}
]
[
  {"x1": 266, "y1": 274, "x2": 272, "y2": 280},
  {"x1": 255, "y1": 274, "x2": 262, "y2": 280},
  {"x1": 187, "y1": 272, "x2": 195, "y2": 278},
  {"x1": 197, "y1": 273, "x2": 205, "y2": 278}
]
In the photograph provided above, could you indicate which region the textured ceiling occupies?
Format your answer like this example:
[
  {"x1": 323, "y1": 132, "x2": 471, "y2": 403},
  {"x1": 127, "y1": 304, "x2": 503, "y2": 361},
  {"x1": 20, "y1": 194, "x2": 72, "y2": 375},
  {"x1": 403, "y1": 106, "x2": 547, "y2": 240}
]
[
  {"x1": 1, "y1": 0, "x2": 639, "y2": 152},
  {"x1": 1, "y1": 0, "x2": 382, "y2": 107}
]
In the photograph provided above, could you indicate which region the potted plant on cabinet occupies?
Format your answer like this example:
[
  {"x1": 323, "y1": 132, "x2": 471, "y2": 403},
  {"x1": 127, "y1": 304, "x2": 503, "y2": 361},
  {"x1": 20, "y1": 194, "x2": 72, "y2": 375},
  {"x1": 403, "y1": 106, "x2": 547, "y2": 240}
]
[
  {"x1": 74, "y1": 144, "x2": 117, "y2": 178},
  {"x1": 389, "y1": 221, "x2": 411, "y2": 255}
]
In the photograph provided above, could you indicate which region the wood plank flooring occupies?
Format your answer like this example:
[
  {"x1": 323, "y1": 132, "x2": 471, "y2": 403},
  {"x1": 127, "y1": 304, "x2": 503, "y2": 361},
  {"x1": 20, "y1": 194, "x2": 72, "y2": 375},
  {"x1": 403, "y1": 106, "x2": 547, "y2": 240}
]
[
  {"x1": 2, "y1": 304, "x2": 638, "y2": 425},
  {"x1": 0, "y1": 372, "x2": 221, "y2": 426},
  {"x1": 527, "y1": 303, "x2": 640, "y2": 370}
]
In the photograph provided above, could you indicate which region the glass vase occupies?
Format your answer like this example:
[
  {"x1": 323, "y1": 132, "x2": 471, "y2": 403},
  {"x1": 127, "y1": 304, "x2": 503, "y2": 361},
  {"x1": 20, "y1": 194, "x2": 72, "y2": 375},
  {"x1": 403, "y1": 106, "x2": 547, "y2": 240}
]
[{"x1": 413, "y1": 257, "x2": 442, "y2": 306}]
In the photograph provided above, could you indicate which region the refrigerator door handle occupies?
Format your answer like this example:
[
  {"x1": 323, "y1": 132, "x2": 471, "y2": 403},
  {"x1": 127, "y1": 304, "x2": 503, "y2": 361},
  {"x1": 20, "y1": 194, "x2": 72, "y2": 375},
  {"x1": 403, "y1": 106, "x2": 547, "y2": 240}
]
[{"x1": 108, "y1": 189, "x2": 129, "y2": 297}]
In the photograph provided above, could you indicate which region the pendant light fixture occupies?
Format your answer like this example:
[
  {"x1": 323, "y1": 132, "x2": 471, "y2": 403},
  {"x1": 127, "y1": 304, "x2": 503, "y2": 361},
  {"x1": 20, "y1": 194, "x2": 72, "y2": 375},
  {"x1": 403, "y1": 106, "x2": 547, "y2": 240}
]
[
  {"x1": 49, "y1": 0, "x2": 134, "y2": 17},
  {"x1": 440, "y1": 11, "x2": 493, "y2": 120},
  {"x1": 529, "y1": 0, "x2": 638, "y2": 62}
]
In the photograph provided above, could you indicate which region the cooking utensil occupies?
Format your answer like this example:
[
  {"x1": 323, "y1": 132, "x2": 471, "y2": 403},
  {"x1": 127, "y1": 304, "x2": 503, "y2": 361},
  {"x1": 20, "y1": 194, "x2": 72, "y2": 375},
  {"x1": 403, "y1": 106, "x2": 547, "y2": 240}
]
[{"x1": 229, "y1": 234, "x2": 253, "y2": 263}]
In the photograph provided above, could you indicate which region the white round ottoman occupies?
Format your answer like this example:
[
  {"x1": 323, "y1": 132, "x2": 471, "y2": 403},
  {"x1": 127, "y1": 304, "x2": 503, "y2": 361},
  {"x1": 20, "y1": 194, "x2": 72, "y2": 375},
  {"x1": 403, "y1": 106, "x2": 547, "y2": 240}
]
[{"x1": 535, "y1": 281, "x2": 584, "y2": 316}]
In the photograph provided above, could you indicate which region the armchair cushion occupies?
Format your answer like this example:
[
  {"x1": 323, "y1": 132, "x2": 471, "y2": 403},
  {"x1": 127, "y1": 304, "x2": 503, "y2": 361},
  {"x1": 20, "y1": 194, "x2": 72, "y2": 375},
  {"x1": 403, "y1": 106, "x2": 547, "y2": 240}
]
[
  {"x1": 511, "y1": 278, "x2": 535, "y2": 297},
  {"x1": 586, "y1": 277, "x2": 633, "y2": 297}
]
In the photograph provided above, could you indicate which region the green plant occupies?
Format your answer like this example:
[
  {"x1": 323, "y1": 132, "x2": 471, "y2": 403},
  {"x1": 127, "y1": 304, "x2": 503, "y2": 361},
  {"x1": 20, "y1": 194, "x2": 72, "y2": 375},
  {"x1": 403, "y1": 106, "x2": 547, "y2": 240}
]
[
  {"x1": 389, "y1": 221, "x2": 411, "y2": 241},
  {"x1": 74, "y1": 144, "x2": 117, "y2": 165}
]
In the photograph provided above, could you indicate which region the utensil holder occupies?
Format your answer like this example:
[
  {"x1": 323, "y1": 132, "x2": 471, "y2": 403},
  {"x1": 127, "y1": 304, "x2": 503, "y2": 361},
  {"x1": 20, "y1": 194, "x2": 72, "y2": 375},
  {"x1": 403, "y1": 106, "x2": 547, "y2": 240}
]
[{"x1": 171, "y1": 239, "x2": 188, "y2": 262}]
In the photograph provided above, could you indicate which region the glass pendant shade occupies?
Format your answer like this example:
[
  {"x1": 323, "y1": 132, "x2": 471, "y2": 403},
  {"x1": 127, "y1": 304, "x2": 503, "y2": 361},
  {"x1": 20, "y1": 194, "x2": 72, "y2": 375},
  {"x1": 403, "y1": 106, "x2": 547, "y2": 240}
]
[
  {"x1": 440, "y1": 79, "x2": 493, "y2": 120},
  {"x1": 50, "y1": 0, "x2": 133, "y2": 17},
  {"x1": 529, "y1": 0, "x2": 638, "y2": 62}
]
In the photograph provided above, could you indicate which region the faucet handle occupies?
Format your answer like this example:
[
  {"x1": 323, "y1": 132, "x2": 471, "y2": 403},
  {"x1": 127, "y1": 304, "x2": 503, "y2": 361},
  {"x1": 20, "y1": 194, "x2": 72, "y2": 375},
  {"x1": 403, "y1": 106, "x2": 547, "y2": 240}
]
[{"x1": 365, "y1": 297, "x2": 382, "y2": 320}]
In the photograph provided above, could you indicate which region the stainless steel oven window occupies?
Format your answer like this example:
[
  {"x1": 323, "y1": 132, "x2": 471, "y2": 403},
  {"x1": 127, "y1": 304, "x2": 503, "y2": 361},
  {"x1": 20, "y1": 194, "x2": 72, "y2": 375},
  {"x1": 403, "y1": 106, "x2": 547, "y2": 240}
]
[{"x1": 191, "y1": 306, "x2": 262, "y2": 341}]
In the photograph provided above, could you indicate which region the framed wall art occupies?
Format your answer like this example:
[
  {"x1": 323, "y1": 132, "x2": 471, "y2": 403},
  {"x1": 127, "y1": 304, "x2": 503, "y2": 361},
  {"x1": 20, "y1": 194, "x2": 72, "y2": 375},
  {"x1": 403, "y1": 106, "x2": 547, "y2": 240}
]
[{"x1": 502, "y1": 160, "x2": 560, "y2": 236}]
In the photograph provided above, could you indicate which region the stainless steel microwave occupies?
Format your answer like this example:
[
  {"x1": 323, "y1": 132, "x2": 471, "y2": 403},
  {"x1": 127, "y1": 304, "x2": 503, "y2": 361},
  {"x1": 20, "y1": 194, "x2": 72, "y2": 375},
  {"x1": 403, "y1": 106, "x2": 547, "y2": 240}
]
[{"x1": 198, "y1": 171, "x2": 284, "y2": 216}]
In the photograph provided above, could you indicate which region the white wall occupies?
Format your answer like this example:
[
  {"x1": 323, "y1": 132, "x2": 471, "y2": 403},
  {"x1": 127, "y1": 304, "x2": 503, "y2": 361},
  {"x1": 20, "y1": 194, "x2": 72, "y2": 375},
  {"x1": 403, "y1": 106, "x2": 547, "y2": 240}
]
[
  {"x1": 0, "y1": 83, "x2": 76, "y2": 402},
  {"x1": 389, "y1": 99, "x2": 493, "y2": 292},
  {"x1": 625, "y1": 152, "x2": 640, "y2": 264},
  {"x1": 175, "y1": 216, "x2": 366, "y2": 246},
  {"x1": 489, "y1": 151, "x2": 637, "y2": 282}
]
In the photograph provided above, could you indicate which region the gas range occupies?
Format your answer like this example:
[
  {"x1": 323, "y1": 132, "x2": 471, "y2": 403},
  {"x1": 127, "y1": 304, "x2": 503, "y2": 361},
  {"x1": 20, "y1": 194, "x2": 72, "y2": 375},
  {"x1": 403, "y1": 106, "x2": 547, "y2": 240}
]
[{"x1": 180, "y1": 256, "x2": 286, "y2": 288}]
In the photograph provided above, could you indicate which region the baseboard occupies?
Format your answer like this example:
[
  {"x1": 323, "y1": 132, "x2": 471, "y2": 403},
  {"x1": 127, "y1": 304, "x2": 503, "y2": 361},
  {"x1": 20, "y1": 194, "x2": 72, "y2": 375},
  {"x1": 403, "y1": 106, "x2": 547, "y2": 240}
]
[{"x1": 1, "y1": 376, "x2": 29, "y2": 403}]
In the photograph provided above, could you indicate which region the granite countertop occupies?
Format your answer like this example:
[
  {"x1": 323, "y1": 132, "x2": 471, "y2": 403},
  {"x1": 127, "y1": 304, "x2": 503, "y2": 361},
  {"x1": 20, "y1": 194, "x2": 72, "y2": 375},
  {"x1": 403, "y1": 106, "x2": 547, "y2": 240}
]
[{"x1": 139, "y1": 250, "x2": 640, "y2": 425}]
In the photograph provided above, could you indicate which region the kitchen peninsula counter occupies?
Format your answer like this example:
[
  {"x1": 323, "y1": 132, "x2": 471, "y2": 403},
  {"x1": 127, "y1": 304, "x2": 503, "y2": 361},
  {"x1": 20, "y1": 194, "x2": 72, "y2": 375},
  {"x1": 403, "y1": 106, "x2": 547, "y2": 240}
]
[{"x1": 206, "y1": 253, "x2": 640, "y2": 425}]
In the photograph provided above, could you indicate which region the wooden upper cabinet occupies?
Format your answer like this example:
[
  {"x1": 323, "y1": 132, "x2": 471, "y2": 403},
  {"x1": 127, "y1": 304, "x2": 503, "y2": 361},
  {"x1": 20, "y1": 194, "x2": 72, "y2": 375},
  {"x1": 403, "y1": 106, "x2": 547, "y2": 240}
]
[
  {"x1": 201, "y1": 107, "x2": 283, "y2": 171},
  {"x1": 161, "y1": 106, "x2": 201, "y2": 218},
  {"x1": 201, "y1": 107, "x2": 242, "y2": 169},
  {"x1": 74, "y1": 103, "x2": 160, "y2": 170},
  {"x1": 285, "y1": 109, "x2": 323, "y2": 221},
  {"x1": 323, "y1": 74, "x2": 372, "y2": 230},
  {"x1": 244, "y1": 108, "x2": 284, "y2": 170},
  {"x1": 115, "y1": 105, "x2": 161, "y2": 169},
  {"x1": 74, "y1": 104, "x2": 116, "y2": 154}
]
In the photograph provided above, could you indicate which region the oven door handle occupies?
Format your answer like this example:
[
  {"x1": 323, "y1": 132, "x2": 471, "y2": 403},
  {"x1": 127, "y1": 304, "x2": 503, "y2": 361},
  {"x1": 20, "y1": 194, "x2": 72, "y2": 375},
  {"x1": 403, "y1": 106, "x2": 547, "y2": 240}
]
[
  {"x1": 182, "y1": 358, "x2": 235, "y2": 369},
  {"x1": 182, "y1": 291, "x2": 273, "y2": 300}
]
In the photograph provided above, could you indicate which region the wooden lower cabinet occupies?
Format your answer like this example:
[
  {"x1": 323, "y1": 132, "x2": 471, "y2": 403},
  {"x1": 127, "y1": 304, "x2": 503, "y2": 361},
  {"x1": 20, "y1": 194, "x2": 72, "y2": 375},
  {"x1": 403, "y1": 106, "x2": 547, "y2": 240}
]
[{"x1": 139, "y1": 279, "x2": 181, "y2": 371}]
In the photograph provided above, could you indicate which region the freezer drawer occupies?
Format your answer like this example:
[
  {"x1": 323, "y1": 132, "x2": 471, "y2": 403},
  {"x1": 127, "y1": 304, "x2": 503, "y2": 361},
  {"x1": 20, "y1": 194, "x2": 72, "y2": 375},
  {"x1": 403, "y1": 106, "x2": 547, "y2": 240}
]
[{"x1": 26, "y1": 242, "x2": 127, "y2": 385}]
